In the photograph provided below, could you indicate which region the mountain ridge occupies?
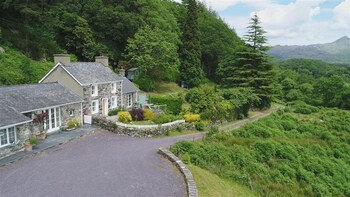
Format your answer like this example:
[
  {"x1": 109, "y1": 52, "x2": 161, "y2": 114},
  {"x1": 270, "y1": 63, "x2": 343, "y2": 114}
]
[{"x1": 268, "y1": 36, "x2": 350, "y2": 64}]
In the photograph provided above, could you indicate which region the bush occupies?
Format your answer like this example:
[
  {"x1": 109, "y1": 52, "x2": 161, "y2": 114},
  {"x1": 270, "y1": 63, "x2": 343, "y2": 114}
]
[
  {"x1": 67, "y1": 119, "x2": 80, "y2": 129},
  {"x1": 29, "y1": 136, "x2": 38, "y2": 145},
  {"x1": 195, "y1": 121, "x2": 205, "y2": 131},
  {"x1": 151, "y1": 95, "x2": 183, "y2": 115},
  {"x1": 143, "y1": 109, "x2": 154, "y2": 120},
  {"x1": 129, "y1": 108, "x2": 144, "y2": 121},
  {"x1": 176, "y1": 124, "x2": 184, "y2": 132},
  {"x1": 181, "y1": 153, "x2": 191, "y2": 164},
  {"x1": 152, "y1": 114, "x2": 181, "y2": 124},
  {"x1": 207, "y1": 126, "x2": 219, "y2": 137},
  {"x1": 108, "y1": 108, "x2": 122, "y2": 116},
  {"x1": 183, "y1": 114, "x2": 201, "y2": 122},
  {"x1": 134, "y1": 75, "x2": 154, "y2": 92},
  {"x1": 118, "y1": 111, "x2": 132, "y2": 123},
  {"x1": 293, "y1": 102, "x2": 319, "y2": 114}
]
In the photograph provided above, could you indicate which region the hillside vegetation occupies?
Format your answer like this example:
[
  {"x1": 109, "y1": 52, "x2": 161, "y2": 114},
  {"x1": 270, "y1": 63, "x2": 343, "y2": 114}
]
[
  {"x1": 0, "y1": 47, "x2": 52, "y2": 85},
  {"x1": 268, "y1": 36, "x2": 350, "y2": 64},
  {"x1": 172, "y1": 104, "x2": 350, "y2": 196}
]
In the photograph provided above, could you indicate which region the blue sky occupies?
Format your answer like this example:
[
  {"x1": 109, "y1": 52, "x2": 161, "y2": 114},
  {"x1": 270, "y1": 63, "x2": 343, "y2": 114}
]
[{"x1": 175, "y1": 0, "x2": 350, "y2": 45}]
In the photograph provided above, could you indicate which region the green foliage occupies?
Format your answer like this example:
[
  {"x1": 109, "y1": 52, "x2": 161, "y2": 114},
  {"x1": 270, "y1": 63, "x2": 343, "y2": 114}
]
[
  {"x1": 0, "y1": 47, "x2": 52, "y2": 85},
  {"x1": 217, "y1": 46, "x2": 274, "y2": 109},
  {"x1": 118, "y1": 111, "x2": 132, "y2": 123},
  {"x1": 179, "y1": 0, "x2": 203, "y2": 87},
  {"x1": 293, "y1": 102, "x2": 319, "y2": 114},
  {"x1": 67, "y1": 119, "x2": 80, "y2": 129},
  {"x1": 207, "y1": 126, "x2": 219, "y2": 137},
  {"x1": 134, "y1": 75, "x2": 155, "y2": 92},
  {"x1": 151, "y1": 94, "x2": 183, "y2": 115},
  {"x1": 276, "y1": 58, "x2": 350, "y2": 110},
  {"x1": 195, "y1": 121, "x2": 205, "y2": 131},
  {"x1": 28, "y1": 137, "x2": 38, "y2": 145},
  {"x1": 172, "y1": 107, "x2": 350, "y2": 196},
  {"x1": 152, "y1": 114, "x2": 181, "y2": 124},
  {"x1": 124, "y1": 25, "x2": 180, "y2": 82},
  {"x1": 108, "y1": 108, "x2": 122, "y2": 116}
]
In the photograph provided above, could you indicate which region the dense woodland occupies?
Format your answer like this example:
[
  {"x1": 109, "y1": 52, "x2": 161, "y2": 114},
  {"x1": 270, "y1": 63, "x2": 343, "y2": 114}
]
[{"x1": 1, "y1": 1, "x2": 349, "y2": 196}]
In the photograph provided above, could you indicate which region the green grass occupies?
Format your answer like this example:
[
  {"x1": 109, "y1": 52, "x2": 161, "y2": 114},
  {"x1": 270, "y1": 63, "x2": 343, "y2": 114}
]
[
  {"x1": 149, "y1": 82, "x2": 186, "y2": 96},
  {"x1": 156, "y1": 130, "x2": 200, "y2": 138},
  {"x1": 188, "y1": 164, "x2": 256, "y2": 197}
]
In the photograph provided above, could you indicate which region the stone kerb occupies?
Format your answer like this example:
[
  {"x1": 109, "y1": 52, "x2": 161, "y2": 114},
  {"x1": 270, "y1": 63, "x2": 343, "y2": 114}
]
[{"x1": 158, "y1": 148, "x2": 198, "y2": 197}]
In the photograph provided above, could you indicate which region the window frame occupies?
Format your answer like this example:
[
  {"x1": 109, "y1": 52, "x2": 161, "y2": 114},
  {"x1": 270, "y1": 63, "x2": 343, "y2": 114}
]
[
  {"x1": 91, "y1": 100, "x2": 99, "y2": 114},
  {"x1": 0, "y1": 126, "x2": 17, "y2": 148},
  {"x1": 111, "y1": 96, "x2": 118, "y2": 108},
  {"x1": 111, "y1": 82, "x2": 117, "y2": 93},
  {"x1": 91, "y1": 84, "x2": 98, "y2": 97},
  {"x1": 127, "y1": 94, "x2": 132, "y2": 107}
]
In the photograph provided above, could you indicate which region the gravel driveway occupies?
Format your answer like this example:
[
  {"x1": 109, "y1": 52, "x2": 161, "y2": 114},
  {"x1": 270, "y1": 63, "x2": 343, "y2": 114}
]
[{"x1": 0, "y1": 130, "x2": 204, "y2": 197}]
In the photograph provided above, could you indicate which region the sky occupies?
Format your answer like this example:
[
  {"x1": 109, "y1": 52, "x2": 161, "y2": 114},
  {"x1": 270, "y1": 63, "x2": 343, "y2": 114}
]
[{"x1": 174, "y1": 0, "x2": 350, "y2": 46}]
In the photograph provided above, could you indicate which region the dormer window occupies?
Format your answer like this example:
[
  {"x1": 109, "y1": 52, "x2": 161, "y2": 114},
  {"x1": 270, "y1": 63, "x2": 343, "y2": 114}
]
[
  {"x1": 91, "y1": 84, "x2": 98, "y2": 97},
  {"x1": 111, "y1": 82, "x2": 117, "y2": 93}
]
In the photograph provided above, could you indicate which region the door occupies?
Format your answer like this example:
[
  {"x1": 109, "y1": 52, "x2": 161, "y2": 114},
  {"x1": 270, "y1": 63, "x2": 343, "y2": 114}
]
[
  {"x1": 102, "y1": 98, "x2": 109, "y2": 116},
  {"x1": 44, "y1": 107, "x2": 60, "y2": 133}
]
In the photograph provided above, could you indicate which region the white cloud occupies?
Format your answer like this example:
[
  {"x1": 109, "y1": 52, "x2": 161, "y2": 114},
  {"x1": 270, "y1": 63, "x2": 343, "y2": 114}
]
[{"x1": 332, "y1": 0, "x2": 350, "y2": 29}]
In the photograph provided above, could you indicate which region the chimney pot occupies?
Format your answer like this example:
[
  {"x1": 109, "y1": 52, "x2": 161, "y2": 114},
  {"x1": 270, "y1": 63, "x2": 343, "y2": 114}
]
[
  {"x1": 54, "y1": 54, "x2": 70, "y2": 65},
  {"x1": 95, "y1": 56, "x2": 109, "y2": 67}
]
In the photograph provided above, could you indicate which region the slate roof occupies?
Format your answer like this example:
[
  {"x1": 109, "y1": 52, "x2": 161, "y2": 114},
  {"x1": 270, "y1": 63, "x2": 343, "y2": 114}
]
[
  {"x1": 122, "y1": 77, "x2": 140, "y2": 94},
  {"x1": 0, "y1": 83, "x2": 83, "y2": 127},
  {"x1": 0, "y1": 106, "x2": 31, "y2": 128},
  {"x1": 64, "y1": 62, "x2": 123, "y2": 85}
]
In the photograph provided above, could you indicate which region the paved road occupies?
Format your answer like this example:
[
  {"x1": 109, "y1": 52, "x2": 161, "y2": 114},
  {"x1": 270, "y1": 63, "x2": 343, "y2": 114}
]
[{"x1": 0, "y1": 130, "x2": 204, "y2": 197}]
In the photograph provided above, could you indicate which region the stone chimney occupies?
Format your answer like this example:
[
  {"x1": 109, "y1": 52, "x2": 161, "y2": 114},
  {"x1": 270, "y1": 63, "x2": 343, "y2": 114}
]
[
  {"x1": 54, "y1": 54, "x2": 70, "y2": 65},
  {"x1": 119, "y1": 69, "x2": 125, "y2": 77},
  {"x1": 95, "y1": 56, "x2": 109, "y2": 67}
]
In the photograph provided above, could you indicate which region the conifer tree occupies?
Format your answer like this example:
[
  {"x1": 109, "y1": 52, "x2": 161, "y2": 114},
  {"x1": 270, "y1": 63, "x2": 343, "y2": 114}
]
[
  {"x1": 179, "y1": 0, "x2": 203, "y2": 87},
  {"x1": 217, "y1": 13, "x2": 274, "y2": 109}
]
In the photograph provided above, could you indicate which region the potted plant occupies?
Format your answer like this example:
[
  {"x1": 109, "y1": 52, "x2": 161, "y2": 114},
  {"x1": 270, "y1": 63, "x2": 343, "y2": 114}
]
[
  {"x1": 25, "y1": 137, "x2": 38, "y2": 151},
  {"x1": 34, "y1": 112, "x2": 48, "y2": 140}
]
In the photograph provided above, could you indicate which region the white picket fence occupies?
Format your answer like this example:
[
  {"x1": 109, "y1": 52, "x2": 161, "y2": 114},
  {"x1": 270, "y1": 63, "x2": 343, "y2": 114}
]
[{"x1": 115, "y1": 120, "x2": 185, "y2": 129}]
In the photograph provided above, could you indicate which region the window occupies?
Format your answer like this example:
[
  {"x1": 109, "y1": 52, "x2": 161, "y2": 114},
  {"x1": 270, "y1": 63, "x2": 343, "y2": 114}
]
[
  {"x1": 127, "y1": 94, "x2": 132, "y2": 107},
  {"x1": 69, "y1": 110, "x2": 74, "y2": 117},
  {"x1": 111, "y1": 83, "x2": 117, "y2": 93},
  {"x1": 111, "y1": 96, "x2": 118, "y2": 108},
  {"x1": 91, "y1": 100, "x2": 99, "y2": 114},
  {"x1": 91, "y1": 84, "x2": 98, "y2": 97},
  {"x1": 0, "y1": 127, "x2": 17, "y2": 147}
]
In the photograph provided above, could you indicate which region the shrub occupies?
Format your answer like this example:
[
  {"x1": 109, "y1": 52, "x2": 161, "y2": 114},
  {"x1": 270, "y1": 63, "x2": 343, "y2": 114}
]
[
  {"x1": 183, "y1": 114, "x2": 201, "y2": 122},
  {"x1": 152, "y1": 114, "x2": 181, "y2": 124},
  {"x1": 195, "y1": 121, "x2": 205, "y2": 131},
  {"x1": 151, "y1": 95, "x2": 183, "y2": 115},
  {"x1": 67, "y1": 119, "x2": 80, "y2": 129},
  {"x1": 181, "y1": 153, "x2": 191, "y2": 164},
  {"x1": 108, "y1": 108, "x2": 122, "y2": 116},
  {"x1": 176, "y1": 124, "x2": 184, "y2": 132},
  {"x1": 207, "y1": 126, "x2": 219, "y2": 137},
  {"x1": 134, "y1": 75, "x2": 154, "y2": 92},
  {"x1": 293, "y1": 102, "x2": 319, "y2": 114},
  {"x1": 118, "y1": 111, "x2": 132, "y2": 123},
  {"x1": 143, "y1": 109, "x2": 154, "y2": 120},
  {"x1": 281, "y1": 120, "x2": 296, "y2": 131},
  {"x1": 129, "y1": 108, "x2": 144, "y2": 121},
  {"x1": 29, "y1": 137, "x2": 38, "y2": 145}
]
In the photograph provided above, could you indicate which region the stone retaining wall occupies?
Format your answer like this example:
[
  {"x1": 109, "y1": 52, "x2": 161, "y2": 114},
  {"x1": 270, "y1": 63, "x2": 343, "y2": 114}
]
[
  {"x1": 158, "y1": 148, "x2": 198, "y2": 197},
  {"x1": 92, "y1": 117, "x2": 186, "y2": 137}
]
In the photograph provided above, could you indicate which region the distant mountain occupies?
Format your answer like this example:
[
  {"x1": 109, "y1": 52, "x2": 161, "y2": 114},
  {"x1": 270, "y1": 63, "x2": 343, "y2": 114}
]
[{"x1": 268, "y1": 36, "x2": 350, "y2": 64}]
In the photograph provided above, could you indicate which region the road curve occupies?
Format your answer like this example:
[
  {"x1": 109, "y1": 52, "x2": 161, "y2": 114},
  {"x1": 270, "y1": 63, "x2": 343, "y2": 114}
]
[{"x1": 0, "y1": 130, "x2": 204, "y2": 197}]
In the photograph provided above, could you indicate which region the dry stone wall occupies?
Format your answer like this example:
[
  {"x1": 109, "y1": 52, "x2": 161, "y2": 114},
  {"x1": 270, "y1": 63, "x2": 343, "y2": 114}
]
[{"x1": 92, "y1": 117, "x2": 186, "y2": 137}]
